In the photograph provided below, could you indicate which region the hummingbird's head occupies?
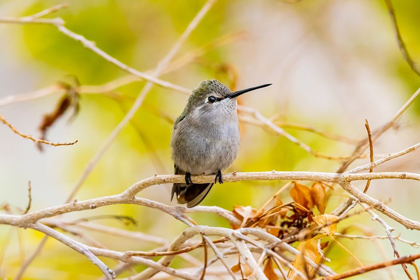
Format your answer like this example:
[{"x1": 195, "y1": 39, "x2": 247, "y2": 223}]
[{"x1": 184, "y1": 79, "x2": 271, "y2": 120}]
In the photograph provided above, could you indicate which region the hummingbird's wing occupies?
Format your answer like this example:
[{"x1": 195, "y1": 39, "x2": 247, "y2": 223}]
[{"x1": 171, "y1": 165, "x2": 214, "y2": 208}]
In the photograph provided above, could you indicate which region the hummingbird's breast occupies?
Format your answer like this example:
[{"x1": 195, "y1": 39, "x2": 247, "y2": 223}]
[{"x1": 171, "y1": 112, "x2": 240, "y2": 175}]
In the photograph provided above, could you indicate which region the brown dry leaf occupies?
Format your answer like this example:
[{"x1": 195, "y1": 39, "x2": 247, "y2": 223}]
[
  {"x1": 264, "y1": 257, "x2": 279, "y2": 280},
  {"x1": 313, "y1": 214, "x2": 340, "y2": 235},
  {"x1": 231, "y1": 262, "x2": 253, "y2": 277},
  {"x1": 310, "y1": 183, "x2": 327, "y2": 213},
  {"x1": 257, "y1": 213, "x2": 278, "y2": 229},
  {"x1": 216, "y1": 63, "x2": 238, "y2": 90},
  {"x1": 232, "y1": 205, "x2": 257, "y2": 229},
  {"x1": 37, "y1": 80, "x2": 80, "y2": 152},
  {"x1": 288, "y1": 239, "x2": 321, "y2": 280},
  {"x1": 320, "y1": 241, "x2": 329, "y2": 250},
  {"x1": 257, "y1": 198, "x2": 287, "y2": 229},
  {"x1": 267, "y1": 226, "x2": 281, "y2": 237},
  {"x1": 274, "y1": 197, "x2": 283, "y2": 207},
  {"x1": 274, "y1": 197, "x2": 288, "y2": 219},
  {"x1": 242, "y1": 263, "x2": 253, "y2": 277},
  {"x1": 231, "y1": 263, "x2": 241, "y2": 273},
  {"x1": 290, "y1": 182, "x2": 314, "y2": 211}
]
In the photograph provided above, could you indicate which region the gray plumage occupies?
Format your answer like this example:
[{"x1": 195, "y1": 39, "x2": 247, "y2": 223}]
[{"x1": 171, "y1": 79, "x2": 271, "y2": 207}]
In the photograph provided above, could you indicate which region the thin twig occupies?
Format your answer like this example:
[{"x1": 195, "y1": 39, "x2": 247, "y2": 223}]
[
  {"x1": 15, "y1": 236, "x2": 48, "y2": 280},
  {"x1": 203, "y1": 235, "x2": 237, "y2": 280},
  {"x1": 319, "y1": 252, "x2": 420, "y2": 280},
  {"x1": 363, "y1": 119, "x2": 374, "y2": 193},
  {"x1": 0, "y1": 84, "x2": 62, "y2": 107},
  {"x1": 200, "y1": 237, "x2": 208, "y2": 280},
  {"x1": 24, "y1": 3, "x2": 69, "y2": 19},
  {"x1": 23, "y1": 182, "x2": 32, "y2": 214},
  {"x1": 0, "y1": 15, "x2": 189, "y2": 93},
  {"x1": 125, "y1": 238, "x2": 226, "y2": 257},
  {"x1": 0, "y1": 228, "x2": 14, "y2": 268},
  {"x1": 383, "y1": 0, "x2": 420, "y2": 76},
  {"x1": 337, "y1": 87, "x2": 420, "y2": 173},
  {"x1": 334, "y1": 233, "x2": 420, "y2": 248},
  {"x1": 273, "y1": 120, "x2": 359, "y2": 145},
  {"x1": 32, "y1": 223, "x2": 115, "y2": 279},
  {"x1": 0, "y1": 114, "x2": 78, "y2": 147},
  {"x1": 361, "y1": 203, "x2": 414, "y2": 280},
  {"x1": 69, "y1": 221, "x2": 168, "y2": 245},
  {"x1": 239, "y1": 107, "x2": 356, "y2": 160},
  {"x1": 0, "y1": 32, "x2": 243, "y2": 108},
  {"x1": 347, "y1": 141, "x2": 420, "y2": 174}
]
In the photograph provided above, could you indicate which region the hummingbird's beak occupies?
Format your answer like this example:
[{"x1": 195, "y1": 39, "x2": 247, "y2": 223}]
[{"x1": 229, "y1": 83, "x2": 272, "y2": 98}]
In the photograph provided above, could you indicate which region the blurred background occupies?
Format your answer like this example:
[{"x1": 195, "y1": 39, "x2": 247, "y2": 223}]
[{"x1": 1, "y1": 0, "x2": 420, "y2": 279}]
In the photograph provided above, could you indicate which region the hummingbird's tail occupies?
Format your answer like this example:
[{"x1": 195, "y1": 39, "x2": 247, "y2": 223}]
[{"x1": 172, "y1": 183, "x2": 214, "y2": 208}]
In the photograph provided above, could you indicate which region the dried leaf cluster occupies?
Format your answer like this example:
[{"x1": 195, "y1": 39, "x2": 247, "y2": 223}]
[{"x1": 231, "y1": 181, "x2": 342, "y2": 279}]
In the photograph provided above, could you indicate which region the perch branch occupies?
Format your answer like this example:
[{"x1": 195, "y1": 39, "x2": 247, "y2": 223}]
[{"x1": 1, "y1": 170, "x2": 420, "y2": 229}]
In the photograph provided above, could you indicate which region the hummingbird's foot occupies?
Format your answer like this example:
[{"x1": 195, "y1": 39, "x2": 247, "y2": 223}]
[
  {"x1": 215, "y1": 170, "x2": 223, "y2": 184},
  {"x1": 185, "y1": 172, "x2": 193, "y2": 185}
]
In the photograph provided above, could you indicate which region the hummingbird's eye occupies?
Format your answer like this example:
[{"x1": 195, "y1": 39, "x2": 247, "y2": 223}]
[{"x1": 207, "y1": 96, "x2": 217, "y2": 103}]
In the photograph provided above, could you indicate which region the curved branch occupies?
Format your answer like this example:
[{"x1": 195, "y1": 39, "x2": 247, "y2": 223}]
[{"x1": 30, "y1": 223, "x2": 115, "y2": 279}]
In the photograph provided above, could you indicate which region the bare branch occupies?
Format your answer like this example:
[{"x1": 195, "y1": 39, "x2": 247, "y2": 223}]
[
  {"x1": 273, "y1": 120, "x2": 359, "y2": 145},
  {"x1": 31, "y1": 223, "x2": 116, "y2": 279},
  {"x1": 202, "y1": 235, "x2": 237, "y2": 280},
  {"x1": 339, "y1": 181, "x2": 420, "y2": 230},
  {"x1": 200, "y1": 237, "x2": 208, "y2": 280},
  {"x1": 383, "y1": 0, "x2": 420, "y2": 76},
  {"x1": 333, "y1": 233, "x2": 420, "y2": 248},
  {"x1": 69, "y1": 221, "x2": 168, "y2": 245},
  {"x1": 319, "y1": 252, "x2": 420, "y2": 280},
  {"x1": 0, "y1": 114, "x2": 78, "y2": 147},
  {"x1": 0, "y1": 84, "x2": 62, "y2": 107},
  {"x1": 363, "y1": 119, "x2": 374, "y2": 193},
  {"x1": 15, "y1": 237, "x2": 48, "y2": 280},
  {"x1": 1, "y1": 169, "x2": 420, "y2": 229},
  {"x1": 360, "y1": 203, "x2": 414, "y2": 280},
  {"x1": 0, "y1": 32, "x2": 242, "y2": 108},
  {"x1": 23, "y1": 3, "x2": 69, "y2": 20},
  {"x1": 23, "y1": 182, "x2": 32, "y2": 214},
  {"x1": 337, "y1": 87, "x2": 420, "y2": 172},
  {"x1": 239, "y1": 107, "x2": 356, "y2": 160},
  {"x1": 0, "y1": 11, "x2": 189, "y2": 93},
  {"x1": 347, "y1": 141, "x2": 420, "y2": 174}
]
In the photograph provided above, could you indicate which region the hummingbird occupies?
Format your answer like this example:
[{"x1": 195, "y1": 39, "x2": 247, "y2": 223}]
[{"x1": 171, "y1": 79, "x2": 271, "y2": 208}]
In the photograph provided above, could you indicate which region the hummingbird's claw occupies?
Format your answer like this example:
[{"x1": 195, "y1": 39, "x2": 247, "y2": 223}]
[
  {"x1": 215, "y1": 170, "x2": 223, "y2": 184},
  {"x1": 185, "y1": 172, "x2": 193, "y2": 185}
]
